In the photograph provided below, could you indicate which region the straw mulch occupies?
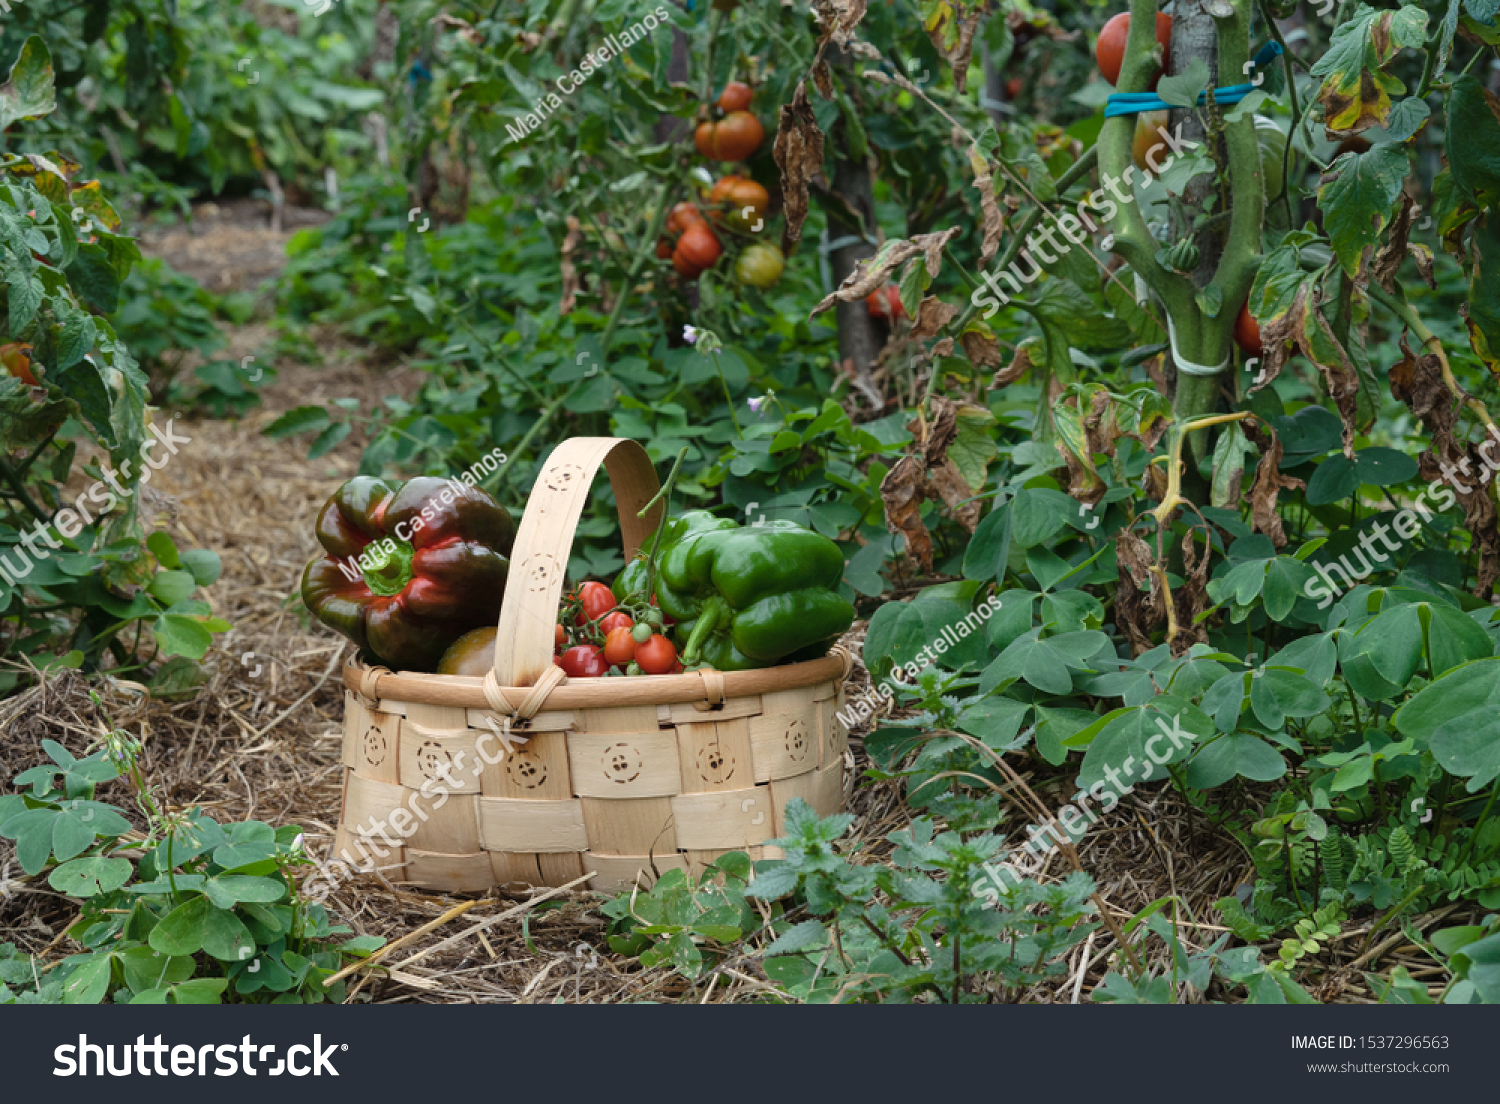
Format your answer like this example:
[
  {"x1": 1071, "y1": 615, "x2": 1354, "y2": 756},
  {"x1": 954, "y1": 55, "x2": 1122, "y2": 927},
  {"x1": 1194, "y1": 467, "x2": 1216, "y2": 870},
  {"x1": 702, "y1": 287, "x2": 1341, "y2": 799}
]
[{"x1": 0, "y1": 208, "x2": 1456, "y2": 1004}]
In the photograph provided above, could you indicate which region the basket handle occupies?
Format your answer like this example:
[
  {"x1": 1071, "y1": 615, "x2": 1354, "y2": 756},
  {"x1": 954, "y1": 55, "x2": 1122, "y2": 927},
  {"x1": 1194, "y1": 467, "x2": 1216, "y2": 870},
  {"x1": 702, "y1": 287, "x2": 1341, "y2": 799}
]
[{"x1": 492, "y1": 437, "x2": 663, "y2": 688}]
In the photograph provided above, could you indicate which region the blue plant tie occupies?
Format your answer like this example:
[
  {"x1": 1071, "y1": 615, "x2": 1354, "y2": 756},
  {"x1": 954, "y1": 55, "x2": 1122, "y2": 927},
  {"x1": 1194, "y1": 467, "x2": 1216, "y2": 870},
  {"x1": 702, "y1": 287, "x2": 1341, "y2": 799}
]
[{"x1": 1103, "y1": 40, "x2": 1282, "y2": 118}]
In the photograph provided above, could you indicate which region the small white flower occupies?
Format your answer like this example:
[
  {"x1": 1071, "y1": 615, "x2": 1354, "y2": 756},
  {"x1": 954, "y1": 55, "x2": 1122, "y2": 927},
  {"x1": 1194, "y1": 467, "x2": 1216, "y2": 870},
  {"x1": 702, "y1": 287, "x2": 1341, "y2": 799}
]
[{"x1": 683, "y1": 325, "x2": 698, "y2": 345}]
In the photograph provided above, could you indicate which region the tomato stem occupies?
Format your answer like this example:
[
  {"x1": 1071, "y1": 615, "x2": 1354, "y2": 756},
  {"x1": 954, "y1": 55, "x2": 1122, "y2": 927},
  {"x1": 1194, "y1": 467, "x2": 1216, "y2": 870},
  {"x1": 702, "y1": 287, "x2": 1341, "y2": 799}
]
[{"x1": 360, "y1": 539, "x2": 415, "y2": 597}]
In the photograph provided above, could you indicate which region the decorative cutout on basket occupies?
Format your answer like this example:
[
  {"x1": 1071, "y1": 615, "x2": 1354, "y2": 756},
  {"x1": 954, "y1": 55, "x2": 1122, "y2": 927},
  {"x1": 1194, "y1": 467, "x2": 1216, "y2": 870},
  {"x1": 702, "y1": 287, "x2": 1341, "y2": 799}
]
[
  {"x1": 506, "y1": 749, "x2": 549, "y2": 790},
  {"x1": 784, "y1": 719, "x2": 811, "y2": 764},
  {"x1": 518, "y1": 552, "x2": 561, "y2": 593},
  {"x1": 361, "y1": 724, "x2": 390, "y2": 770},
  {"x1": 414, "y1": 739, "x2": 459, "y2": 784},
  {"x1": 541, "y1": 462, "x2": 587, "y2": 494},
  {"x1": 697, "y1": 739, "x2": 737, "y2": 786},
  {"x1": 601, "y1": 742, "x2": 644, "y2": 784}
]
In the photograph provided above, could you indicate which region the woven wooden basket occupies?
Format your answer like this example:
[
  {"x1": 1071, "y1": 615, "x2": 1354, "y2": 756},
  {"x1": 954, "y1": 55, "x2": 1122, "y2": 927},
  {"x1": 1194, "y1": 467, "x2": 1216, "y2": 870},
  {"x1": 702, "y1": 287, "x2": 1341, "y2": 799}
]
[{"x1": 331, "y1": 437, "x2": 852, "y2": 895}]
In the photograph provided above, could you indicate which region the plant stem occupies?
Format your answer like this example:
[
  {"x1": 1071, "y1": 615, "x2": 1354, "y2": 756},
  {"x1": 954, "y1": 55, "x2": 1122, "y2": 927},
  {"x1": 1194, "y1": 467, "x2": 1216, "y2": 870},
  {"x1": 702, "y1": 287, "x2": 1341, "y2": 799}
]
[
  {"x1": 709, "y1": 351, "x2": 744, "y2": 437},
  {"x1": 1460, "y1": 776, "x2": 1500, "y2": 866},
  {"x1": 0, "y1": 454, "x2": 52, "y2": 524},
  {"x1": 599, "y1": 180, "x2": 674, "y2": 356},
  {"x1": 638, "y1": 446, "x2": 689, "y2": 601}
]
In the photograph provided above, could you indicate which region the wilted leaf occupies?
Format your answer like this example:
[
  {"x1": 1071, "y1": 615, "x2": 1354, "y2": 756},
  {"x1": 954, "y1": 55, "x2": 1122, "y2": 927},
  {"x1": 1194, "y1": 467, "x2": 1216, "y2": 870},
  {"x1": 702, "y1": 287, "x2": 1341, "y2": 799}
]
[
  {"x1": 0, "y1": 36, "x2": 55, "y2": 131},
  {"x1": 969, "y1": 144, "x2": 1004, "y2": 266},
  {"x1": 809, "y1": 228, "x2": 960, "y2": 316},
  {"x1": 1249, "y1": 433, "x2": 1306, "y2": 549},
  {"x1": 879, "y1": 454, "x2": 933, "y2": 570},
  {"x1": 922, "y1": 0, "x2": 994, "y2": 93},
  {"x1": 910, "y1": 295, "x2": 959, "y2": 339},
  {"x1": 1309, "y1": 5, "x2": 1428, "y2": 138},
  {"x1": 1211, "y1": 421, "x2": 1257, "y2": 508},
  {"x1": 774, "y1": 81, "x2": 825, "y2": 254},
  {"x1": 1319, "y1": 145, "x2": 1411, "y2": 276}
]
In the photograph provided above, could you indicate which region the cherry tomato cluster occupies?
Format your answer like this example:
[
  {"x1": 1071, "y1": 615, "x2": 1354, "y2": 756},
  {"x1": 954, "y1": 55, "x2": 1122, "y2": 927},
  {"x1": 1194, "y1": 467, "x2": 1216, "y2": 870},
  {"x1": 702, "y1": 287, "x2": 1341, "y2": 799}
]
[
  {"x1": 555, "y1": 580, "x2": 681, "y2": 677},
  {"x1": 657, "y1": 82, "x2": 781, "y2": 288}
]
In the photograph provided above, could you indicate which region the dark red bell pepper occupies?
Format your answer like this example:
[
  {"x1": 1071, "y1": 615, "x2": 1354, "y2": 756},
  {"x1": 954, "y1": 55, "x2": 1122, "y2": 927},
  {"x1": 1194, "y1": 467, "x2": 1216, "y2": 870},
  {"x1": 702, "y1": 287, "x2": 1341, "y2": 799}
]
[{"x1": 301, "y1": 476, "x2": 516, "y2": 672}]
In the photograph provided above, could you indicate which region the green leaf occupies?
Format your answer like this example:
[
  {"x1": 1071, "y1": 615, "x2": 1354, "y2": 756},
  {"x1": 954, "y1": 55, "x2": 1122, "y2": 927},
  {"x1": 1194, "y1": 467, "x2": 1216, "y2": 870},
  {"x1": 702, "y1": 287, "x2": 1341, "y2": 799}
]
[
  {"x1": 1185, "y1": 734, "x2": 1287, "y2": 788},
  {"x1": 962, "y1": 503, "x2": 1012, "y2": 584},
  {"x1": 1210, "y1": 422, "x2": 1257, "y2": 508},
  {"x1": 149, "y1": 896, "x2": 212, "y2": 957},
  {"x1": 62, "y1": 954, "x2": 112, "y2": 1004},
  {"x1": 1306, "y1": 455, "x2": 1361, "y2": 504},
  {"x1": 763, "y1": 919, "x2": 827, "y2": 956},
  {"x1": 49, "y1": 856, "x2": 133, "y2": 897},
  {"x1": 0, "y1": 36, "x2": 55, "y2": 130},
  {"x1": 1010, "y1": 486, "x2": 1075, "y2": 548},
  {"x1": 862, "y1": 600, "x2": 929, "y2": 680},
  {"x1": 948, "y1": 406, "x2": 997, "y2": 493},
  {"x1": 1355, "y1": 446, "x2": 1418, "y2": 486},
  {"x1": 203, "y1": 875, "x2": 286, "y2": 910},
  {"x1": 179, "y1": 549, "x2": 222, "y2": 587},
  {"x1": 1318, "y1": 145, "x2": 1411, "y2": 276},
  {"x1": 148, "y1": 568, "x2": 197, "y2": 605},
  {"x1": 1157, "y1": 59, "x2": 1211, "y2": 109},
  {"x1": 153, "y1": 614, "x2": 213, "y2": 660},
  {"x1": 201, "y1": 906, "x2": 255, "y2": 962},
  {"x1": 1447, "y1": 73, "x2": 1500, "y2": 207},
  {"x1": 263, "y1": 405, "x2": 330, "y2": 439},
  {"x1": 1394, "y1": 657, "x2": 1500, "y2": 790}
]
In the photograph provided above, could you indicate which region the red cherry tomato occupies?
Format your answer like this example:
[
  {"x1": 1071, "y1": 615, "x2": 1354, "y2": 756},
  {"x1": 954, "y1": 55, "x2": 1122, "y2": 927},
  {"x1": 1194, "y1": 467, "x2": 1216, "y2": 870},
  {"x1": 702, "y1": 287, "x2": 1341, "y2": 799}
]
[
  {"x1": 559, "y1": 645, "x2": 609, "y2": 677},
  {"x1": 555, "y1": 623, "x2": 567, "y2": 651},
  {"x1": 603, "y1": 626, "x2": 637, "y2": 668},
  {"x1": 573, "y1": 581, "x2": 615, "y2": 626},
  {"x1": 635, "y1": 634, "x2": 677, "y2": 675},
  {"x1": 1234, "y1": 301, "x2": 1264, "y2": 357},
  {"x1": 599, "y1": 611, "x2": 633, "y2": 635}
]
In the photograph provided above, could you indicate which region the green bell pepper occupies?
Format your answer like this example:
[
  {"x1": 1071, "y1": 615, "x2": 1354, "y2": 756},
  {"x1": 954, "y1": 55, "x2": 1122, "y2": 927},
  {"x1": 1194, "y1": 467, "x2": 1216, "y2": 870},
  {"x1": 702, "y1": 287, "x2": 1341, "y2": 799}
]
[
  {"x1": 612, "y1": 508, "x2": 737, "y2": 602},
  {"x1": 655, "y1": 520, "x2": 855, "y2": 670}
]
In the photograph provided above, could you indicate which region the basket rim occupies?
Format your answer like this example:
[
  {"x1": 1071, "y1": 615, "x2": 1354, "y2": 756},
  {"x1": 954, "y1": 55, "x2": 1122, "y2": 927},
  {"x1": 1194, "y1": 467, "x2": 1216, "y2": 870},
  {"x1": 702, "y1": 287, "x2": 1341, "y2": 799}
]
[{"x1": 343, "y1": 650, "x2": 851, "y2": 711}]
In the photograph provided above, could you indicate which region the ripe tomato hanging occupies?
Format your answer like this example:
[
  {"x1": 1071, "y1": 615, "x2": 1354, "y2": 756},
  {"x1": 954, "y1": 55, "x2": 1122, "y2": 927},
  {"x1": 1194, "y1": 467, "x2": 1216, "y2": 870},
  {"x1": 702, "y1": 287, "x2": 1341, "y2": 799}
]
[
  {"x1": 695, "y1": 111, "x2": 764, "y2": 161},
  {"x1": 717, "y1": 81, "x2": 753, "y2": 113},
  {"x1": 672, "y1": 223, "x2": 723, "y2": 278},
  {"x1": 1096, "y1": 11, "x2": 1172, "y2": 88},
  {"x1": 1234, "y1": 301, "x2": 1264, "y2": 357}
]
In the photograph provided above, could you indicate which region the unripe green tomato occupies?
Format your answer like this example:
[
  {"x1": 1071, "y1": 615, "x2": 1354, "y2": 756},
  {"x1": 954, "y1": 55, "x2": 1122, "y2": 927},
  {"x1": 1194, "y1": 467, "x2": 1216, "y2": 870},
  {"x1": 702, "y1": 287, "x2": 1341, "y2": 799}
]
[
  {"x1": 631, "y1": 621, "x2": 653, "y2": 644},
  {"x1": 735, "y1": 242, "x2": 784, "y2": 289}
]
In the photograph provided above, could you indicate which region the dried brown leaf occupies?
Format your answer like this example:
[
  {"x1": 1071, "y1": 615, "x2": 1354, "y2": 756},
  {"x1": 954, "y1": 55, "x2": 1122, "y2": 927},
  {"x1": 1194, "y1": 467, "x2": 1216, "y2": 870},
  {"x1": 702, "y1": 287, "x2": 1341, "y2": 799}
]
[
  {"x1": 1249, "y1": 435, "x2": 1306, "y2": 549},
  {"x1": 928, "y1": 460, "x2": 982, "y2": 532},
  {"x1": 1114, "y1": 528, "x2": 1164, "y2": 656},
  {"x1": 924, "y1": 0, "x2": 993, "y2": 94},
  {"x1": 774, "y1": 82, "x2": 825, "y2": 255},
  {"x1": 1370, "y1": 193, "x2": 1416, "y2": 291},
  {"x1": 559, "y1": 215, "x2": 582, "y2": 316},
  {"x1": 969, "y1": 145, "x2": 1004, "y2": 266},
  {"x1": 879, "y1": 455, "x2": 933, "y2": 571},
  {"x1": 809, "y1": 228, "x2": 960, "y2": 316},
  {"x1": 910, "y1": 296, "x2": 960, "y2": 340}
]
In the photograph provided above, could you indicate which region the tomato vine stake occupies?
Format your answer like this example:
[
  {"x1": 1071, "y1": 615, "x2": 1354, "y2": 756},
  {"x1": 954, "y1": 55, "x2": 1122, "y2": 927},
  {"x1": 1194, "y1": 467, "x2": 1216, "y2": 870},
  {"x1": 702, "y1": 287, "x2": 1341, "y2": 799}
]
[{"x1": 1098, "y1": 0, "x2": 1266, "y2": 469}]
